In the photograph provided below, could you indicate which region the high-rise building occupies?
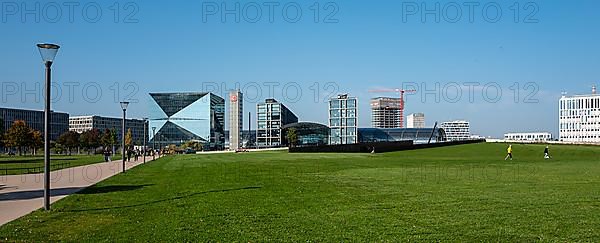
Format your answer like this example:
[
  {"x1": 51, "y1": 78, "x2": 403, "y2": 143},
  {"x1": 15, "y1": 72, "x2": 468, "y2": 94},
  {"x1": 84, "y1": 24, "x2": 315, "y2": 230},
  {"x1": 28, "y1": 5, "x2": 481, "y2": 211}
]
[
  {"x1": 559, "y1": 86, "x2": 600, "y2": 143},
  {"x1": 256, "y1": 99, "x2": 298, "y2": 147},
  {"x1": 69, "y1": 116, "x2": 147, "y2": 144},
  {"x1": 371, "y1": 97, "x2": 401, "y2": 128},
  {"x1": 329, "y1": 94, "x2": 358, "y2": 144},
  {"x1": 228, "y1": 90, "x2": 243, "y2": 150},
  {"x1": 440, "y1": 120, "x2": 470, "y2": 141},
  {"x1": 0, "y1": 107, "x2": 69, "y2": 141},
  {"x1": 407, "y1": 113, "x2": 425, "y2": 128},
  {"x1": 148, "y1": 92, "x2": 225, "y2": 150}
]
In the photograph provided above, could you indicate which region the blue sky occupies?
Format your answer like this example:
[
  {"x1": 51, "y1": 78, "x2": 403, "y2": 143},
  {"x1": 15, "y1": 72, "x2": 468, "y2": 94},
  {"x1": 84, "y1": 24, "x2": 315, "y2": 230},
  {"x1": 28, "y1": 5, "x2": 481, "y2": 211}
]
[{"x1": 0, "y1": 0, "x2": 598, "y2": 137}]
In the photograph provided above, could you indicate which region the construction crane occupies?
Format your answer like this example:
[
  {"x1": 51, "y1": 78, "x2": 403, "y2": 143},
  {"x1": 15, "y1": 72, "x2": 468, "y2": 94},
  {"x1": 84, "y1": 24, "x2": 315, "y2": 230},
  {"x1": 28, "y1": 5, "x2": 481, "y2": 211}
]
[{"x1": 368, "y1": 88, "x2": 417, "y2": 128}]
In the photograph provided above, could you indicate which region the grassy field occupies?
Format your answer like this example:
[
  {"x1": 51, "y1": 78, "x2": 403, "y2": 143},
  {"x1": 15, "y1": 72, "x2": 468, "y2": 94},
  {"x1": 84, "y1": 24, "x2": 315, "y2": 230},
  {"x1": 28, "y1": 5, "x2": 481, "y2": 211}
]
[
  {"x1": 1, "y1": 143, "x2": 599, "y2": 241},
  {"x1": 0, "y1": 154, "x2": 121, "y2": 175}
]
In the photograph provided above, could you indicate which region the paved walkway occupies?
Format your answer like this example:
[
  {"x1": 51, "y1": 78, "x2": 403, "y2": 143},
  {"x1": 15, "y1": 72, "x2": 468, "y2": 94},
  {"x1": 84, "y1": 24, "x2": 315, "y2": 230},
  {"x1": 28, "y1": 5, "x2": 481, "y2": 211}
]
[{"x1": 0, "y1": 156, "x2": 158, "y2": 226}]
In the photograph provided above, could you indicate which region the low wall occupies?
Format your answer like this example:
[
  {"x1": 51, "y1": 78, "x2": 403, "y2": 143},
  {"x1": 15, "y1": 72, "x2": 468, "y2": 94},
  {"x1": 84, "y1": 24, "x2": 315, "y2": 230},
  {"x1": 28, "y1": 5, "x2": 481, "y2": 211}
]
[{"x1": 289, "y1": 139, "x2": 485, "y2": 153}]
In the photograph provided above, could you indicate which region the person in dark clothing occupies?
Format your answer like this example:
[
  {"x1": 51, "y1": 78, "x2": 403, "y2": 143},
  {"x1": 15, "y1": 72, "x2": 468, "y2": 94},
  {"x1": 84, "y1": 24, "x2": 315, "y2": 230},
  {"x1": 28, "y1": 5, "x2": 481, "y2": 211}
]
[
  {"x1": 127, "y1": 149, "x2": 132, "y2": 162},
  {"x1": 544, "y1": 146, "x2": 551, "y2": 159},
  {"x1": 103, "y1": 149, "x2": 109, "y2": 162}
]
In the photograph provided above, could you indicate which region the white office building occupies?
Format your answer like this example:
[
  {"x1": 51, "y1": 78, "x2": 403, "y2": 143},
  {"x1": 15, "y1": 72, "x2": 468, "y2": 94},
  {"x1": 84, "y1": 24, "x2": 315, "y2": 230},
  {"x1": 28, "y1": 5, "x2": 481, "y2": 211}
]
[
  {"x1": 69, "y1": 116, "x2": 147, "y2": 144},
  {"x1": 407, "y1": 113, "x2": 425, "y2": 128},
  {"x1": 504, "y1": 132, "x2": 553, "y2": 141},
  {"x1": 440, "y1": 120, "x2": 470, "y2": 141},
  {"x1": 329, "y1": 94, "x2": 358, "y2": 144},
  {"x1": 559, "y1": 86, "x2": 600, "y2": 143}
]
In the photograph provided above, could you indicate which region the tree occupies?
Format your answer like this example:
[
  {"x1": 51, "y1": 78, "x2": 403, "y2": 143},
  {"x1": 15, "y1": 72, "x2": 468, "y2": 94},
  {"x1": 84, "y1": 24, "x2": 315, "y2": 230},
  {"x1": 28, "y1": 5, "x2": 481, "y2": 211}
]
[
  {"x1": 88, "y1": 128, "x2": 100, "y2": 152},
  {"x1": 80, "y1": 129, "x2": 101, "y2": 154},
  {"x1": 110, "y1": 128, "x2": 118, "y2": 152},
  {"x1": 125, "y1": 128, "x2": 133, "y2": 148},
  {"x1": 57, "y1": 131, "x2": 79, "y2": 155},
  {"x1": 30, "y1": 129, "x2": 43, "y2": 155},
  {"x1": 79, "y1": 130, "x2": 90, "y2": 154},
  {"x1": 100, "y1": 129, "x2": 111, "y2": 147},
  {"x1": 286, "y1": 128, "x2": 299, "y2": 148},
  {"x1": 4, "y1": 120, "x2": 32, "y2": 155},
  {"x1": 0, "y1": 117, "x2": 5, "y2": 149}
]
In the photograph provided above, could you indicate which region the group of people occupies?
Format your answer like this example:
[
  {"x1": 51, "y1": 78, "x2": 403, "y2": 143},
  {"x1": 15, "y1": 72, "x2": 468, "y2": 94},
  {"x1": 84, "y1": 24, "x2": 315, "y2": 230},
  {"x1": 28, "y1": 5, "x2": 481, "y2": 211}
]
[
  {"x1": 103, "y1": 148, "x2": 161, "y2": 162},
  {"x1": 504, "y1": 144, "x2": 552, "y2": 160}
]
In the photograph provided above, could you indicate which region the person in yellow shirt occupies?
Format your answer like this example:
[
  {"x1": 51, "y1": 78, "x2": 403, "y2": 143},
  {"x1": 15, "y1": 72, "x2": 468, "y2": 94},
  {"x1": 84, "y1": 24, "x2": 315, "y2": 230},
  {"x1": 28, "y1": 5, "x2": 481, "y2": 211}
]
[{"x1": 504, "y1": 144, "x2": 513, "y2": 160}]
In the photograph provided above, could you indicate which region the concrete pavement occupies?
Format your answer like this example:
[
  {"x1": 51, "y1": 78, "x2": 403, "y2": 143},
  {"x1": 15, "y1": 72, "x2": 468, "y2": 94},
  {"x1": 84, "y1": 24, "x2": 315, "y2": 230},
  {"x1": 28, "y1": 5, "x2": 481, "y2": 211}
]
[{"x1": 0, "y1": 155, "x2": 157, "y2": 226}]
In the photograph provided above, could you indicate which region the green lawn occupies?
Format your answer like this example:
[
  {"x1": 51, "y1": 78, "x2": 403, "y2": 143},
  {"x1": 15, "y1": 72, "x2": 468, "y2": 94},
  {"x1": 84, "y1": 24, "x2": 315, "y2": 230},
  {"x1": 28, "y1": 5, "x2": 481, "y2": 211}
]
[
  {"x1": 0, "y1": 154, "x2": 121, "y2": 175},
  {"x1": 1, "y1": 143, "x2": 599, "y2": 241}
]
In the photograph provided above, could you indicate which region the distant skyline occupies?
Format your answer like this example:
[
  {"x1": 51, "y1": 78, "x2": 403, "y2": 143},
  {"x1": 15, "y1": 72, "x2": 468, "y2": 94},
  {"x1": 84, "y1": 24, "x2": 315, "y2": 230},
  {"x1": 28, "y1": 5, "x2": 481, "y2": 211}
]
[{"x1": 1, "y1": 1, "x2": 599, "y2": 138}]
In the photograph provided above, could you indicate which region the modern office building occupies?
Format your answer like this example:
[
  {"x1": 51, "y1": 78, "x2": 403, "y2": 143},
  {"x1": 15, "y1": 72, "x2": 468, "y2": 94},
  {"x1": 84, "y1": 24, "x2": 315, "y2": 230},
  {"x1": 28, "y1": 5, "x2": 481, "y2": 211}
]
[
  {"x1": 504, "y1": 132, "x2": 553, "y2": 141},
  {"x1": 407, "y1": 113, "x2": 425, "y2": 128},
  {"x1": 228, "y1": 90, "x2": 243, "y2": 150},
  {"x1": 148, "y1": 92, "x2": 225, "y2": 150},
  {"x1": 329, "y1": 94, "x2": 358, "y2": 144},
  {"x1": 440, "y1": 120, "x2": 470, "y2": 141},
  {"x1": 371, "y1": 97, "x2": 402, "y2": 128},
  {"x1": 1, "y1": 107, "x2": 69, "y2": 141},
  {"x1": 358, "y1": 127, "x2": 447, "y2": 144},
  {"x1": 256, "y1": 98, "x2": 298, "y2": 147},
  {"x1": 69, "y1": 116, "x2": 147, "y2": 144},
  {"x1": 282, "y1": 122, "x2": 329, "y2": 147},
  {"x1": 559, "y1": 86, "x2": 600, "y2": 143}
]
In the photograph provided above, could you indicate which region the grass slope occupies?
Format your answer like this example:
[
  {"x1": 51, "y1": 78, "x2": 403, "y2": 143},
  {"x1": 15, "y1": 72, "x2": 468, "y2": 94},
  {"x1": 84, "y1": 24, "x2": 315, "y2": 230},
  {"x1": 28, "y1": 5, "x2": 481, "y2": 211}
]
[{"x1": 1, "y1": 143, "x2": 599, "y2": 241}]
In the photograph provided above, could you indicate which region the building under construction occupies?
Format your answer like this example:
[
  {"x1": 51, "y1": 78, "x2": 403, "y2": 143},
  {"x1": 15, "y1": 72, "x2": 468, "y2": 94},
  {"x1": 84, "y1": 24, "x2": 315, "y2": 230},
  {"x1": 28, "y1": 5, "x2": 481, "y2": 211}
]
[{"x1": 370, "y1": 97, "x2": 402, "y2": 128}]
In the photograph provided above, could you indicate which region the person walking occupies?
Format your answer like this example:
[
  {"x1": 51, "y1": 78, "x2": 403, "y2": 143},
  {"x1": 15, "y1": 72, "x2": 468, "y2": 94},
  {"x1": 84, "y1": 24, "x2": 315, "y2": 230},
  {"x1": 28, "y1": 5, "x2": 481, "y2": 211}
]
[
  {"x1": 544, "y1": 145, "x2": 551, "y2": 159},
  {"x1": 103, "y1": 148, "x2": 109, "y2": 162},
  {"x1": 504, "y1": 144, "x2": 513, "y2": 160},
  {"x1": 134, "y1": 149, "x2": 139, "y2": 161}
]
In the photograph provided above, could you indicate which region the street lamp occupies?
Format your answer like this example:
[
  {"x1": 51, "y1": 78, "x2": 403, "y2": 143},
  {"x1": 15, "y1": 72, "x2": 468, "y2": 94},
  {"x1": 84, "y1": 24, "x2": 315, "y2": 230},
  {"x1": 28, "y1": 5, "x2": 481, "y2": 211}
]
[
  {"x1": 120, "y1": 101, "x2": 129, "y2": 173},
  {"x1": 143, "y1": 118, "x2": 147, "y2": 163},
  {"x1": 37, "y1": 43, "x2": 60, "y2": 211},
  {"x1": 152, "y1": 126, "x2": 156, "y2": 160}
]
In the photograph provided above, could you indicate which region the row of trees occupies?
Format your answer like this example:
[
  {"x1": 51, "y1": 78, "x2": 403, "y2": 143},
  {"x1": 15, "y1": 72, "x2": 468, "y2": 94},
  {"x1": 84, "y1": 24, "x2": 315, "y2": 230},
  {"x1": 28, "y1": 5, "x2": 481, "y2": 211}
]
[
  {"x1": 56, "y1": 128, "x2": 134, "y2": 155},
  {"x1": 1, "y1": 120, "x2": 43, "y2": 155},
  {"x1": 1, "y1": 119, "x2": 135, "y2": 156}
]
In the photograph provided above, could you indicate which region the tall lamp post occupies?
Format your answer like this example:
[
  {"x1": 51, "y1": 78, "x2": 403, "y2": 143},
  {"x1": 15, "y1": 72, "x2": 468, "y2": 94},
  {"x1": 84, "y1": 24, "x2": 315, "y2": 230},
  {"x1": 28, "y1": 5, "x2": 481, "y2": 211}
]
[
  {"x1": 120, "y1": 101, "x2": 129, "y2": 172},
  {"x1": 143, "y1": 118, "x2": 147, "y2": 163},
  {"x1": 152, "y1": 126, "x2": 156, "y2": 160},
  {"x1": 37, "y1": 43, "x2": 60, "y2": 211}
]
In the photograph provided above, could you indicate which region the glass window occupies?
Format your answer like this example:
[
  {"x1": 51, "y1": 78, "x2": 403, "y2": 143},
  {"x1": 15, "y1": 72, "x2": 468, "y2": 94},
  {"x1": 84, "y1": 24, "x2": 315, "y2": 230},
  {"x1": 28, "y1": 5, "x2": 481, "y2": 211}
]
[
  {"x1": 347, "y1": 109, "x2": 356, "y2": 118},
  {"x1": 330, "y1": 100, "x2": 340, "y2": 109},
  {"x1": 330, "y1": 118, "x2": 341, "y2": 127},
  {"x1": 347, "y1": 99, "x2": 356, "y2": 108},
  {"x1": 330, "y1": 109, "x2": 340, "y2": 118},
  {"x1": 347, "y1": 118, "x2": 355, "y2": 126}
]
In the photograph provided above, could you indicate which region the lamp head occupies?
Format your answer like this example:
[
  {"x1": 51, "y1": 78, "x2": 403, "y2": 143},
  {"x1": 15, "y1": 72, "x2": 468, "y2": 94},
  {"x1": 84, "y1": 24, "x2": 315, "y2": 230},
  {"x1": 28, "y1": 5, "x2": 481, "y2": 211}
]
[
  {"x1": 120, "y1": 101, "x2": 130, "y2": 110},
  {"x1": 36, "y1": 43, "x2": 60, "y2": 63}
]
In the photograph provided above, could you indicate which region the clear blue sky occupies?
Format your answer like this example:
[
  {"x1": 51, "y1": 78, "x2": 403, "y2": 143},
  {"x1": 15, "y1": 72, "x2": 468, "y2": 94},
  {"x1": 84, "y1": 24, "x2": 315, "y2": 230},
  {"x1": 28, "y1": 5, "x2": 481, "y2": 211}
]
[{"x1": 1, "y1": 0, "x2": 598, "y2": 137}]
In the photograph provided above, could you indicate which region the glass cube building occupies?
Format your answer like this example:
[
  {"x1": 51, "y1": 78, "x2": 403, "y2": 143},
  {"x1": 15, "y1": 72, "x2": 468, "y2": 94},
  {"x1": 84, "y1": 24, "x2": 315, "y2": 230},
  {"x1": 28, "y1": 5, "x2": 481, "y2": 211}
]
[{"x1": 148, "y1": 92, "x2": 225, "y2": 151}]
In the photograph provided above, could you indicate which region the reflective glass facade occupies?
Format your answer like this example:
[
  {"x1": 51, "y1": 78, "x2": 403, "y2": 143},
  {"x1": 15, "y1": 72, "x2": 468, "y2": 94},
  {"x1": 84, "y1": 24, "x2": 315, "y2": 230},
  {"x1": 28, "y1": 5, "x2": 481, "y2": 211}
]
[
  {"x1": 256, "y1": 99, "x2": 298, "y2": 147},
  {"x1": 282, "y1": 122, "x2": 329, "y2": 146},
  {"x1": 148, "y1": 92, "x2": 224, "y2": 150},
  {"x1": 358, "y1": 128, "x2": 447, "y2": 144}
]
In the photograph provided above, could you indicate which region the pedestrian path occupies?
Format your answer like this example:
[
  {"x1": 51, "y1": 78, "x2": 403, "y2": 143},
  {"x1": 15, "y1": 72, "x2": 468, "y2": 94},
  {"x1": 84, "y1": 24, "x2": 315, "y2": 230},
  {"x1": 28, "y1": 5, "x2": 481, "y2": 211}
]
[{"x1": 0, "y1": 156, "x2": 158, "y2": 226}]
